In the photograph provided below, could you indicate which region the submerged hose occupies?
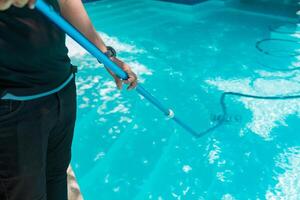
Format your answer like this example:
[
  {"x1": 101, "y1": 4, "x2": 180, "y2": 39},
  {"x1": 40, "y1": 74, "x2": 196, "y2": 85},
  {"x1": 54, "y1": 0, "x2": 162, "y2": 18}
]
[
  {"x1": 35, "y1": 0, "x2": 300, "y2": 138},
  {"x1": 256, "y1": 38, "x2": 300, "y2": 71},
  {"x1": 193, "y1": 92, "x2": 300, "y2": 138},
  {"x1": 256, "y1": 38, "x2": 300, "y2": 57},
  {"x1": 200, "y1": 33, "x2": 300, "y2": 137}
]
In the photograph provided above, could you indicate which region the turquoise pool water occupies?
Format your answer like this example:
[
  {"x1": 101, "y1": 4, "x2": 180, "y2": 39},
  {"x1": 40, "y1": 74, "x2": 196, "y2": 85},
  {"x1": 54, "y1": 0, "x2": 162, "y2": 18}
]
[{"x1": 68, "y1": 0, "x2": 300, "y2": 199}]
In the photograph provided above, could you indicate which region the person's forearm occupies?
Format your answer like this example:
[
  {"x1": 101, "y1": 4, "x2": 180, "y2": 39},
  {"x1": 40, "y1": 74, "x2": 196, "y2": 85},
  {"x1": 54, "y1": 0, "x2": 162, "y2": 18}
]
[
  {"x1": 58, "y1": 0, "x2": 107, "y2": 52},
  {"x1": 57, "y1": 0, "x2": 138, "y2": 89}
]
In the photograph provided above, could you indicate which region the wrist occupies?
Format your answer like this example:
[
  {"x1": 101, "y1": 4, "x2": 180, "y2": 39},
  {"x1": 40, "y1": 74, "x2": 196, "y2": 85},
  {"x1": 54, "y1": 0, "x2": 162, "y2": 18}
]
[
  {"x1": 101, "y1": 46, "x2": 108, "y2": 52},
  {"x1": 111, "y1": 57, "x2": 130, "y2": 71}
]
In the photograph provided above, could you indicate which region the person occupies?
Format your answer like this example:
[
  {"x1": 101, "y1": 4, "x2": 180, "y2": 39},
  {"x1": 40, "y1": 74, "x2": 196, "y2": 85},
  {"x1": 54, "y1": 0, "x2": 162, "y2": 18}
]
[{"x1": 0, "y1": 0, "x2": 138, "y2": 199}]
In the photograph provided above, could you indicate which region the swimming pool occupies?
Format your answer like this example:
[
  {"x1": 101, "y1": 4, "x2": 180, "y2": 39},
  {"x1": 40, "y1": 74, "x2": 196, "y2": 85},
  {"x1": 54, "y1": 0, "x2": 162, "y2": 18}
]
[{"x1": 67, "y1": 0, "x2": 300, "y2": 199}]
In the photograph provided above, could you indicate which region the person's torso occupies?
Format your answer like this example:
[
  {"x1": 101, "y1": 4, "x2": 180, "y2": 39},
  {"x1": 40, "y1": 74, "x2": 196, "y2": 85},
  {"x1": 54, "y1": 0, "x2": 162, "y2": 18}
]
[{"x1": 0, "y1": 0, "x2": 71, "y2": 97}]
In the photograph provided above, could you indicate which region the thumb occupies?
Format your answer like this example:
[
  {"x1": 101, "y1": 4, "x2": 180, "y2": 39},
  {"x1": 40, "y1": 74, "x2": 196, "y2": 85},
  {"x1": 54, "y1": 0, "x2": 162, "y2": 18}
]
[{"x1": 114, "y1": 77, "x2": 122, "y2": 90}]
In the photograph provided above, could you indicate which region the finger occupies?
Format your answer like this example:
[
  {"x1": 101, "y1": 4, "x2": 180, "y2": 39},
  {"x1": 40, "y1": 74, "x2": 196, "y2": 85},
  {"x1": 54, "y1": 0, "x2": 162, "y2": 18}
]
[
  {"x1": 123, "y1": 76, "x2": 134, "y2": 84},
  {"x1": 28, "y1": 0, "x2": 35, "y2": 9},
  {"x1": 13, "y1": 0, "x2": 27, "y2": 8},
  {"x1": 124, "y1": 72, "x2": 137, "y2": 84},
  {"x1": 127, "y1": 83, "x2": 136, "y2": 90},
  {"x1": 0, "y1": 0, "x2": 13, "y2": 10},
  {"x1": 127, "y1": 80, "x2": 138, "y2": 90},
  {"x1": 115, "y1": 78, "x2": 122, "y2": 90}
]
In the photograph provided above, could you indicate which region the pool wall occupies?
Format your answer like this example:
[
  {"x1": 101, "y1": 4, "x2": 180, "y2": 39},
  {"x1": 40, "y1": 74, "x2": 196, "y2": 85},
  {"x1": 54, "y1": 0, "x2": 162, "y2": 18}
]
[
  {"x1": 226, "y1": 0, "x2": 299, "y2": 18},
  {"x1": 82, "y1": 0, "x2": 298, "y2": 18},
  {"x1": 157, "y1": 0, "x2": 208, "y2": 5},
  {"x1": 82, "y1": 0, "x2": 209, "y2": 3}
]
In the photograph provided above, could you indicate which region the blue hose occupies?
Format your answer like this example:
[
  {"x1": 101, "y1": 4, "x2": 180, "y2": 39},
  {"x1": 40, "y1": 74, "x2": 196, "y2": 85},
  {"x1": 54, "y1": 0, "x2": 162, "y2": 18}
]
[{"x1": 35, "y1": 0, "x2": 201, "y2": 137}]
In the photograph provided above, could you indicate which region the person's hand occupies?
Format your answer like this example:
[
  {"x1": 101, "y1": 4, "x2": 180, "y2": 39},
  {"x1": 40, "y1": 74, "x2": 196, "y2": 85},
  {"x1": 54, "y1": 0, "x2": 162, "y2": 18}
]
[
  {"x1": 105, "y1": 57, "x2": 138, "y2": 90},
  {"x1": 0, "y1": 0, "x2": 35, "y2": 11}
]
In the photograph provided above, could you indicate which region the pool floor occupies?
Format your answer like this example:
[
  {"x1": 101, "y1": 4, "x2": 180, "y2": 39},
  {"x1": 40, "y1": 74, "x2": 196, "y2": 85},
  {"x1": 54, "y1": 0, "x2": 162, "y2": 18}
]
[{"x1": 68, "y1": 0, "x2": 300, "y2": 199}]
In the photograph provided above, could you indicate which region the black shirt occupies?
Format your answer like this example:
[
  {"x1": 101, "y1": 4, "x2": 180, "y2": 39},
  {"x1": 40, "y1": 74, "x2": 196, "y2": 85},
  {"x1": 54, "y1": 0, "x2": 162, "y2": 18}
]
[{"x1": 0, "y1": 0, "x2": 71, "y2": 97}]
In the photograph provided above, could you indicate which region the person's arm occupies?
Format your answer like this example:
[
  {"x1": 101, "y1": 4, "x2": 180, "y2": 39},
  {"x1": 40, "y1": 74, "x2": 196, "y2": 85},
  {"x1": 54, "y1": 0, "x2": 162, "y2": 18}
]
[
  {"x1": 0, "y1": 0, "x2": 138, "y2": 90},
  {"x1": 58, "y1": 0, "x2": 138, "y2": 90},
  {"x1": 59, "y1": 0, "x2": 106, "y2": 52}
]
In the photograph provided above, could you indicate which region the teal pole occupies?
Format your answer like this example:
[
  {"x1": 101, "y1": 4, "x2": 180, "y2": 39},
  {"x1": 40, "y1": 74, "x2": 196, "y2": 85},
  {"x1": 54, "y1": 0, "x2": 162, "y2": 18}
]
[{"x1": 35, "y1": 0, "x2": 201, "y2": 137}]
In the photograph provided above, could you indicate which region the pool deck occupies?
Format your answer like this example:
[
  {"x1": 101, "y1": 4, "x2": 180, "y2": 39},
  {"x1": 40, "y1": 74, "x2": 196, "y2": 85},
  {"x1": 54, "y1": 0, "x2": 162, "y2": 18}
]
[{"x1": 68, "y1": 166, "x2": 84, "y2": 200}]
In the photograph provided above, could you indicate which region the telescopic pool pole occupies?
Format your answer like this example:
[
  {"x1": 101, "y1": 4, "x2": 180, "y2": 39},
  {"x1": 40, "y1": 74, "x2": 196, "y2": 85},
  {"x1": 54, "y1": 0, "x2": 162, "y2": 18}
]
[{"x1": 35, "y1": 0, "x2": 202, "y2": 138}]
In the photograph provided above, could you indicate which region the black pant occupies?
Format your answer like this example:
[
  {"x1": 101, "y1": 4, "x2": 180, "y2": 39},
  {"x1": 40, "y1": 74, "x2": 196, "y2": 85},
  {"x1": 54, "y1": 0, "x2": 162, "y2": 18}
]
[{"x1": 0, "y1": 78, "x2": 77, "y2": 200}]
